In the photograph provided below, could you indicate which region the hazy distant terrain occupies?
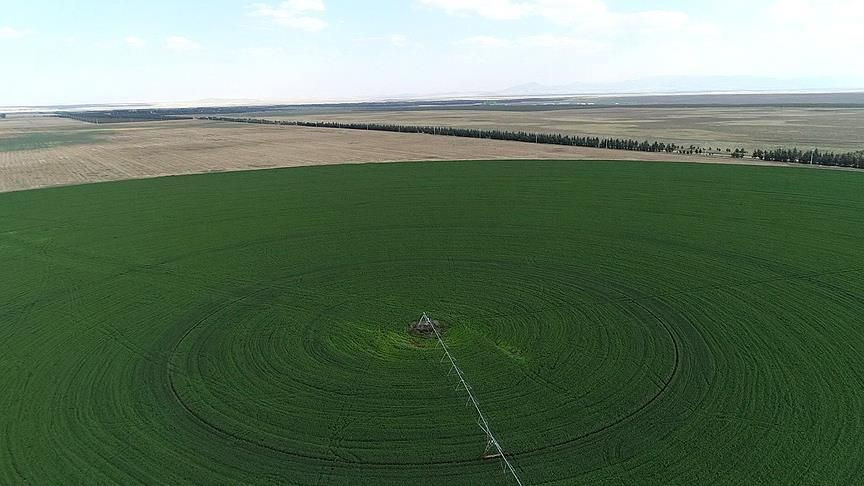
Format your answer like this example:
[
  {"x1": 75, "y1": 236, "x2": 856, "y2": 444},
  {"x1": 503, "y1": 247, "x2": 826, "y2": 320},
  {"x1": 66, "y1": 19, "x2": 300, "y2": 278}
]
[
  {"x1": 2, "y1": 92, "x2": 861, "y2": 192},
  {"x1": 195, "y1": 92, "x2": 864, "y2": 154},
  {"x1": 4, "y1": 91, "x2": 864, "y2": 114}
]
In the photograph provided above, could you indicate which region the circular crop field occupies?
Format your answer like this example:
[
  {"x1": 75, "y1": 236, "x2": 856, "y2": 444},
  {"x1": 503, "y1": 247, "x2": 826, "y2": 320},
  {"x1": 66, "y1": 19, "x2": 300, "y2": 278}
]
[{"x1": 1, "y1": 160, "x2": 863, "y2": 484}]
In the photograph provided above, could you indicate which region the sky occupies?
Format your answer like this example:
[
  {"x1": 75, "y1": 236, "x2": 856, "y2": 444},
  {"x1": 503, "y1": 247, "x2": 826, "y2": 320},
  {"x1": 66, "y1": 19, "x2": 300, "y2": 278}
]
[{"x1": 1, "y1": 0, "x2": 863, "y2": 105}]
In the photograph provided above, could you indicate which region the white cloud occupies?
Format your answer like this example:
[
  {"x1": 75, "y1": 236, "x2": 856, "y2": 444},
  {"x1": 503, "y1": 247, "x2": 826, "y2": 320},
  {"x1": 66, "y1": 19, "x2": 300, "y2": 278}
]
[
  {"x1": 630, "y1": 11, "x2": 689, "y2": 31},
  {"x1": 456, "y1": 35, "x2": 512, "y2": 48},
  {"x1": 753, "y1": 0, "x2": 864, "y2": 75},
  {"x1": 165, "y1": 36, "x2": 201, "y2": 52},
  {"x1": 252, "y1": 0, "x2": 328, "y2": 32},
  {"x1": 355, "y1": 33, "x2": 413, "y2": 48},
  {"x1": 457, "y1": 34, "x2": 603, "y2": 51},
  {"x1": 420, "y1": 0, "x2": 689, "y2": 33},
  {"x1": 388, "y1": 34, "x2": 408, "y2": 47},
  {"x1": 520, "y1": 34, "x2": 602, "y2": 50},
  {"x1": 125, "y1": 36, "x2": 146, "y2": 48},
  {"x1": 0, "y1": 26, "x2": 29, "y2": 39},
  {"x1": 419, "y1": 0, "x2": 527, "y2": 20},
  {"x1": 238, "y1": 47, "x2": 288, "y2": 58},
  {"x1": 524, "y1": 0, "x2": 612, "y2": 25},
  {"x1": 768, "y1": 0, "x2": 864, "y2": 32}
]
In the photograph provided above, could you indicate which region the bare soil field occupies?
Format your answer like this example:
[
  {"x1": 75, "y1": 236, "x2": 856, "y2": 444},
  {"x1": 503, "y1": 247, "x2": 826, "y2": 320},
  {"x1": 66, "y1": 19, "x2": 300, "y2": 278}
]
[
  {"x1": 249, "y1": 107, "x2": 864, "y2": 153},
  {"x1": 0, "y1": 116, "x2": 787, "y2": 193}
]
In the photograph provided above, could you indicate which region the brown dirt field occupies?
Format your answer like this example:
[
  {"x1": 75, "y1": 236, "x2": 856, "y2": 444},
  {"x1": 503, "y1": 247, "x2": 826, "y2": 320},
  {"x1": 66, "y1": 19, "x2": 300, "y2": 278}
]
[{"x1": 0, "y1": 117, "x2": 799, "y2": 194}]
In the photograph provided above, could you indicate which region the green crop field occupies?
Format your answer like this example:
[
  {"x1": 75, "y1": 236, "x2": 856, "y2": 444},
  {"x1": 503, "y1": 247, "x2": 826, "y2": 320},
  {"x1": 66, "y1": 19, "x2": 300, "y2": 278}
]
[
  {"x1": 1, "y1": 160, "x2": 863, "y2": 484},
  {"x1": 0, "y1": 130, "x2": 103, "y2": 152}
]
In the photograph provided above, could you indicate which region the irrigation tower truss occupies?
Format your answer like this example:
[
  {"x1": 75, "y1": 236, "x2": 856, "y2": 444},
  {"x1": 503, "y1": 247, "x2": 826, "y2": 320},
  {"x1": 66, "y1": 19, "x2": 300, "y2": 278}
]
[{"x1": 419, "y1": 312, "x2": 525, "y2": 486}]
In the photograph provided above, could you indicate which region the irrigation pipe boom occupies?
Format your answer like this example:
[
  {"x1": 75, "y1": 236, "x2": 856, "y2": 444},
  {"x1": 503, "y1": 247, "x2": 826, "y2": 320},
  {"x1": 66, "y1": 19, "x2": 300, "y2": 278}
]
[{"x1": 420, "y1": 313, "x2": 524, "y2": 486}]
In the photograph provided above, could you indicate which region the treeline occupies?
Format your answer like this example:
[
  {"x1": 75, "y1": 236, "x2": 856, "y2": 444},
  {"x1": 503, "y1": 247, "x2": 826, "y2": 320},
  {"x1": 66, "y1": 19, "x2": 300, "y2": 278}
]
[
  {"x1": 57, "y1": 111, "x2": 193, "y2": 124},
  {"x1": 753, "y1": 148, "x2": 863, "y2": 169},
  {"x1": 203, "y1": 116, "x2": 692, "y2": 154}
]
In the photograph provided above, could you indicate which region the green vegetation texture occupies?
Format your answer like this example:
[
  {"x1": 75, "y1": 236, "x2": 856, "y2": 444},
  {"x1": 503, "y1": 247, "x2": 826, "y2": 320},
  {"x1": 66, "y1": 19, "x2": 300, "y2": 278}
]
[
  {"x1": 1, "y1": 160, "x2": 863, "y2": 484},
  {"x1": 0, "y1": 130, "x2": 102, "y2": 152}
]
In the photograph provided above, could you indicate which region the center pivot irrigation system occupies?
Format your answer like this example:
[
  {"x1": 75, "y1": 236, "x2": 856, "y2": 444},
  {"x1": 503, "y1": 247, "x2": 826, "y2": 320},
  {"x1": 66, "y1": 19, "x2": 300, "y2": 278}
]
[{"x1": 419, "y1": 313, "x2": 525, "y2": 486}]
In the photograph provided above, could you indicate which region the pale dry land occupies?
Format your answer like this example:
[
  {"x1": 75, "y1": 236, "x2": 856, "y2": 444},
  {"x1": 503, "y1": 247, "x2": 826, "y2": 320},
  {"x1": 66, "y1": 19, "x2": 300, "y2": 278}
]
[
  {"x1": 0, "y1": 115, "x2": 792, "y2": 193},
  {"x1": 250, "y1": 107, "x2": 864, "y2": 154}
]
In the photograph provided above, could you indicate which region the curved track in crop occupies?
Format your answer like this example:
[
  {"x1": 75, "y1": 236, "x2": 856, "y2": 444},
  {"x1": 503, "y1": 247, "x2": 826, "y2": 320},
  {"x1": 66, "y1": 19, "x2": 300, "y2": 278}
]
[{"x1": 1, "y1": 160, "x2": 863, "y2": 484}]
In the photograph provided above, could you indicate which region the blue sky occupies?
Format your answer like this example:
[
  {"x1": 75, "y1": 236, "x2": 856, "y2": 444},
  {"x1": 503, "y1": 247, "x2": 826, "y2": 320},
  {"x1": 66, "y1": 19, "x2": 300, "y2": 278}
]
[{"x1": 1, "y1": 0, "x2": 862, "y2": 105}]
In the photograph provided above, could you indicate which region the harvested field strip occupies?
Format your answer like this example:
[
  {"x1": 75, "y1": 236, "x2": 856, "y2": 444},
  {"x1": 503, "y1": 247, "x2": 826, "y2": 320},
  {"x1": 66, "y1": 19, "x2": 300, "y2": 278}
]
[{"x1": 1, "y1": 161, "x2": 863, "y2": 484}]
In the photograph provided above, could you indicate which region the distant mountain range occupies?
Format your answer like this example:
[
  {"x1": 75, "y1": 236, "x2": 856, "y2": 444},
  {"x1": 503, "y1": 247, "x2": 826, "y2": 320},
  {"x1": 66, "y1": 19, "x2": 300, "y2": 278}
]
[
  {"x1": 3, "y1": 76, "x2": 862, "y2": 113},
  {"x1": 497, "y1": 76, "x2": 862, "y2": 96}
]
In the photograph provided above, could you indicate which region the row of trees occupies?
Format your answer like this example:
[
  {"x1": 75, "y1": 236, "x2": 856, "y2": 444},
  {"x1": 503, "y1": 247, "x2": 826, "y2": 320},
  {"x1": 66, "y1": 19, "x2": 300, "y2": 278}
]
[
  {"x1": 752, "y1": 148, "x2": 863, "y2": 168},
  {"x1": 203, "y1": 116, "x2": 861, "y2": 169}
]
